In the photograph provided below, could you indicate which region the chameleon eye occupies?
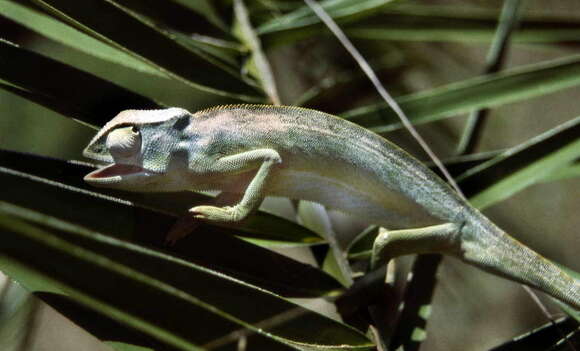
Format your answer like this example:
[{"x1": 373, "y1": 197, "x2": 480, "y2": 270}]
[{"x1": 106, "y1": 126, "x2": 142, "y2": 158}]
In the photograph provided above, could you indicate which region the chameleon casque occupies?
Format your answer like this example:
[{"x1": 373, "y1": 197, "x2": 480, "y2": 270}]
[{"x1": 83, "y1": 105, "x2": 579, "y2": 309}]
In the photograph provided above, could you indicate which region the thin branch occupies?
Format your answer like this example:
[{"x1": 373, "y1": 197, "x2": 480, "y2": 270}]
[{"x1": 303, "y1": 0, "x2": 466, "y2": 201}]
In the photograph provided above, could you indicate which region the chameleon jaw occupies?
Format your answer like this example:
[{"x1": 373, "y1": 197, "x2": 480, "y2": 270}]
[{"x1": 84, "y1": 163, "x2": 152, "y2": 185}]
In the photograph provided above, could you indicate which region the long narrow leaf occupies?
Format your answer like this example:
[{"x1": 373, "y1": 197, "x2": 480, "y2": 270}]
[
  {"x1": 458, "y1": 116, "x2": 580, "y2": 209},
  {"x1": 168, "y1": 0, "x2": 227, "y2": 31},
  {"x1": 0, "y1": 203, "x2": 373, "y2": 350},
  {"x1": 347, "y1": 7, "x2": 580, "y2": 44},
  {"x1": 257, "y1": 0, "x2": 394, "y2": 47},
  {"x1": 34, "y1": 0, "x2": 263, "y2": 100},
  {"x1": 259, "y1": 4, "x2": 580, "y2": 46},
  {"x1": 114, "y1": 0, "x2": 227, "y2": 37},
  {"x1": 0, "y1": 0, "x2": 163, "y2": 77},
  {"x1": 233, "y1": 0, "x2": 280, "y2": 104},
  {"x1": 0, "y1": 280, "x2": 38, "y2": 350},
  {"x1": 0, "y1": 39, "x2": 161, "y2": 126},
  {"x1": 342, "y1": 55, "x2": 580, "y2": 133},
  {"x1": 389, "y1": 254, "x2": 442, "y2": 351}
]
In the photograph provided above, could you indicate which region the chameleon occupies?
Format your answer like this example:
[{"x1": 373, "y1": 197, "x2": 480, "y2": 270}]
[{"x1": 83, "y1": 104, "x2": 579, "y2": 309}]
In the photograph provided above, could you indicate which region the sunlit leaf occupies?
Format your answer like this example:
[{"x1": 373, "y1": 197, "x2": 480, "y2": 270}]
[
  {"x1": 0, "y1": 39, "x2": 161, "y2": 126},
  {"x1": 0, "y1": 0, "x2": 164, "y2": 77},
  {"x1": 33, "y1": 0, "x2": 263, "y2": 100}
]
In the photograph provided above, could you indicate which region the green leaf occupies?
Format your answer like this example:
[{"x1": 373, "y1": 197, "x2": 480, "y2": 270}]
[
  {"x1": 322, "y1": 251, "x2": 349, "y2": 287},
  {"x1": 346, "y1": 6, "x2": 580, "y2": 44},
  {"x1": 455, "y1": 0, "x2": 522, "y2": 156},
  {"x1": 458, "y1": 116, "x2": 580, "y2": 209},
  {"x1": 113, "y1": 0, "x2": 228, "y2": 37},
  {"x1": 0, "y1": 0, "x2": 163, "y2": 77},
  {"x1": 258, "y1": 0, "x2": 394, "y2": 47},
  {"x1": 34, "y1": 0, "x2": 263, "y2": 100},
  {"x1": 167, "y1": 0, "x2": 227, "y2": 31},
  {"x1": 297, "y1": 201, "x2": 352, "y2": 287},
  {"x1": 0, "y1": 202, "x2": 373, "y2": 351},
  {"x1": 342, "y1": 55, "x2": 580, "y2": 133},
  {"x1": 346, "y1": 226, "x2": 378, "y2": 260},
  {"x1": 106, "y1": 342, "x2": 156, "y2": 351},
  {"x1": 541, "y1": 160, "x2": 580, "y2": 183},
  {"x1": 171, "y1": 31, "x2": 243, "y2": 68},
  {"x1": 233, "y1": 0, "x2": 280, "y2": 104},
  {"x1": 258, "y1": 3, "x2": 580, "y2": 46},
  {"x1": 389, "y1": 255, "x2": 441, "y2": 351},
  {"x1": 0, "y1": 280, "x2": 37, "y2": 351},
  {"x1": 0, "y1": 39, "x2": 161, "y2": 126},
  {"x1": 489, "y1": 317, "x2": 579, "y2": 351},
  {"x1": 113, "y1": 0, "x2": 242, "y2": 68},
  {"x1": 0, "y1": 150, "x2": 337, "y2": 298}
]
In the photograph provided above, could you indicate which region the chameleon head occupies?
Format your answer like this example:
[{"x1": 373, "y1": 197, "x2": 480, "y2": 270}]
[{"x1": 83, "y1": 108, "x2": 193, "y2": 191}]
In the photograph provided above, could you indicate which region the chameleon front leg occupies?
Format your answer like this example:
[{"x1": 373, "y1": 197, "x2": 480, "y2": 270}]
[
  {"x1": 166, "y1": 149, "x2": 281, "y2": 243},
  {"x1": 191, "y1": 149, "x2": 282, "y2": 222},
  {"x1": 371, "y1": 223, "x2": 461, "y2": 270}
]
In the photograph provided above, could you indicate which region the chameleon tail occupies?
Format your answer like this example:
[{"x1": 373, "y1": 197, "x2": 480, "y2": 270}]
[{"x1": 459, "y1": 214, "x2": 580, "y2": 310}]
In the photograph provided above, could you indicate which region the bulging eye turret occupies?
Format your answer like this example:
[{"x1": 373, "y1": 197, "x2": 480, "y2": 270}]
[{"x1": 106, "y1": 126, "x2": 142, "y2": 159}]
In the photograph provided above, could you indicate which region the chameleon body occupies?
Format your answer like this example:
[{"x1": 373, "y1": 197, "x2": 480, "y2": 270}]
[{"x1": 83, "y1": 105, "x2": 579, "y2": 309}]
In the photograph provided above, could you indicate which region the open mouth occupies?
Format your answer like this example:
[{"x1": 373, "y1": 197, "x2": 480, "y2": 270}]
[{"x1": 85, "y1": 163, "x2": 146, "y2": 180}]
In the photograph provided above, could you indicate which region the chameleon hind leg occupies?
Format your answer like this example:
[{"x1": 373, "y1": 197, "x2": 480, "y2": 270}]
[{"x1": 371, "y1": 223, "x2": 461, "y2": 270}]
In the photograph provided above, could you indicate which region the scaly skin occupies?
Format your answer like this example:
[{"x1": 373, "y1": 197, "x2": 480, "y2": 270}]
[{"x1": 83, "y1": 105, "x2": 580, "y2": 309}]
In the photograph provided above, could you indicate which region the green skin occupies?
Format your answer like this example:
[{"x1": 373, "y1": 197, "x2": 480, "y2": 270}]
[{"x1": 84, "y1": 105, "x2": 579, "y2": 309}]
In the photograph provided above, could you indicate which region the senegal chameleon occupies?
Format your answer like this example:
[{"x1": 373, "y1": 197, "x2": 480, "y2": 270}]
[{"x1": 83, "y1": 105, "x2": 579, "y2": 309}]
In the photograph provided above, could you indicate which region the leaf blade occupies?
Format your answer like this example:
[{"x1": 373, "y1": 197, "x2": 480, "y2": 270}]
[
  {"x1": 0, "y1": 39, "x2": 161, "y2": 126},
  {"x1": 342, "y1": 55, "x2": 580, "y2": 133},
  {"x1": 458, "y1": 116, "x2": 580, "y2": 209},
  {"x1": 0, "y1": 202, "x2": 373, "y2": 351},
  {"x1": 34, "y1": 0, "x2": 263, "y2": 100}
]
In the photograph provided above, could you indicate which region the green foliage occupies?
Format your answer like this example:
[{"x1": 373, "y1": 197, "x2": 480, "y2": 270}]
[{"x1": 0, "y1": 0, "x2": 579, "y2": 350}]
